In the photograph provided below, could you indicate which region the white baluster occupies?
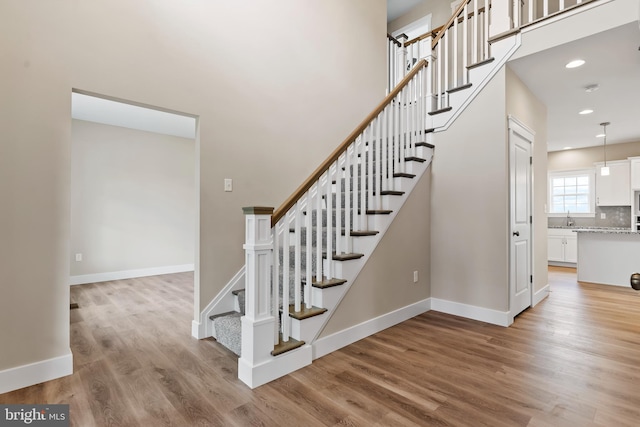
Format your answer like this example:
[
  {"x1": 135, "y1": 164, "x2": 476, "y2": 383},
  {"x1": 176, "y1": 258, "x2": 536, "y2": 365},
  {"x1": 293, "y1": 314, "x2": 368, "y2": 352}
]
[
  {"x1": 543, "y1": 0, "x2": 549, "y2": 18},
  {"x1": 345, "y1": 146, "x2": 352, "y2": 254},
  {"x1": 381, "y1": 107, "x2": 389, "y2": 191},
  {"x1": 375, "y1": 113, "x2": 382, "y2": 209},
  {"x1": 336, "y1": 155, "x2": 343, "y2": 254},
  {"x1": 360, "y1": 134, "x2": 367, "y2": 229},
  {"x1": 305, "y1": 193, "x2": 312, "y2": 310},
  {"x1": 352, "y1": 138, "x2": 360, "y2": 232},
  {"x1": 473, "y1": 0, "x2": 478, "y2": 64},
  {"x1": 437, "y1": 41, "x2": 443, "y2": 110},
  {"x1": 444, "y1": 31, "x2": 449, "y2": 95},
  {"x1": 463, "y1": 3, "x2": 468, "y2": 84},
  {"x1": 367, "y1": 122, "x2": 374, "y2": 212},
  {"x1": 529, "y1": 0, "x2": 534, "y2": 24},
  {"x1": 559, "y1": 0, "x2": 565, "y2": 11},
  {"x1": 326, "y1": 165, "x2": 333, "y2": 280},
  {"x1": 484, "y1": 0, "x2": 490, "y2": 59},
  {"x1": 282, "y1": 213, "x2": 290, "y2": 342},
  {"x1": 315, "y1": 179, "x2": 323, "y2": 283},
  {"x1": 272, "y1": 221, "x2": 280, "y2": 345},
  {"x1": 453, "y1": 11, "x2": 459, "y2": 88},
  {"x1": 294, "y1": 202, "x2": 301, "y2": 313}
]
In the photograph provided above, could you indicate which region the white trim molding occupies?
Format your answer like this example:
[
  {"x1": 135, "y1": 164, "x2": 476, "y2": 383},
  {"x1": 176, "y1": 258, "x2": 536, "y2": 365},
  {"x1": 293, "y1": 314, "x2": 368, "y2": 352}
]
[
  {"x1": 431, "y1": 298, "x2": 511, "y2": 327},
  {"x1": 312, "y1": 299, "x2": 431, "y2": 359},
  {"x1": 533, "y1": 284, "x2": 550, "y2": 307},
  {"x1": 0, "y1": 351, "x2": 73, "y2": 395},
  {"x1": 192, "y1": 266, "x2": 245, "y2": 339},
  {"x1": 70, "y1": 264, "x2": 194, "y2": 285}
]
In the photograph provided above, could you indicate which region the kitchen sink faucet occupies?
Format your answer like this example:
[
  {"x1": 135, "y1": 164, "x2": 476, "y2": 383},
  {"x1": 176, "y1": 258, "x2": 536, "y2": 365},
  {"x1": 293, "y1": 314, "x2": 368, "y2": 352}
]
[{"x1": 566, "y1": 211, "x2": 574, "y2": 227}]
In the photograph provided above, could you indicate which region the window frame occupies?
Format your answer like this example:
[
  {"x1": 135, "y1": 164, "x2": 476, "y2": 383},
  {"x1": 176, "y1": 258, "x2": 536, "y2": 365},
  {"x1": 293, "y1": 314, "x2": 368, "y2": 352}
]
[{"x1": 547, "y1": 168, "x2": 596, "y2": 218}]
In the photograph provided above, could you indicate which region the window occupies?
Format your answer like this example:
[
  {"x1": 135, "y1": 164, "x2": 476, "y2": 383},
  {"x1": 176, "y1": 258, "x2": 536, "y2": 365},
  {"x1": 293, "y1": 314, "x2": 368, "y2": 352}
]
[{"x1": 548, "y1": 169, "x2": 595, "y2": 216}]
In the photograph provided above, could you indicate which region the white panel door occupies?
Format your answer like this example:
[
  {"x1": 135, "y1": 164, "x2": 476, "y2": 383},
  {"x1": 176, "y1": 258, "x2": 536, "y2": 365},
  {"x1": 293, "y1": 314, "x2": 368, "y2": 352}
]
[{"x1": 509, "y1": 117, "x2": 533, "y2": 321}]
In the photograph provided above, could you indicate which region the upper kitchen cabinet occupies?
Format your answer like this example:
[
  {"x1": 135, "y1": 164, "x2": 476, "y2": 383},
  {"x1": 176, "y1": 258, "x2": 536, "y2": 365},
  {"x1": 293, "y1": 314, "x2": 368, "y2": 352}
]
[
  {"x1": 629, "y1": 157, "x2": 640, "y2": 190},
  {"x1": 594, "y1": 160, "x2": 630, "y2": 206}
]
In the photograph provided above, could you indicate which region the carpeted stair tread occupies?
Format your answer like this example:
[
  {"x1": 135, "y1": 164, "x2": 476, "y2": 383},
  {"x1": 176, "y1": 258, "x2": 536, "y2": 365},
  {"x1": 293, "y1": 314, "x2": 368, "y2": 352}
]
[
  {"x1": 271, "y1": 335, "x2": 305, "y2": 356},
  {"x1": 287, "y1": 305, "x2": 327, "y2": 320},
  {"x1": 209, "y1": 310, "x2": 237, "y2": 321},
  {"x1": 212, "y1": 312, "x2": 242, "y2": 356}
]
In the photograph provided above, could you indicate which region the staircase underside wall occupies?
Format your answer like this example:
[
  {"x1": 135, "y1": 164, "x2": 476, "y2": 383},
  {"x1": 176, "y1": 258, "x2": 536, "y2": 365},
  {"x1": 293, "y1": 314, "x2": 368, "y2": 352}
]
[
  {"x1": 430, "y1": 67, "x2": 510, "y2": 313},
  {"x1": 317, "y1": 165, "x2": 432, "y2": 339}
]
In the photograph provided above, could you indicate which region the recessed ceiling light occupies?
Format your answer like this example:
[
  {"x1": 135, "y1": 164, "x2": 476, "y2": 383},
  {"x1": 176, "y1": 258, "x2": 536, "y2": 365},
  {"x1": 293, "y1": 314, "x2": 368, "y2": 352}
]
[
  {"x1": 563, "y1": 147, "x2": 573, "y2": 150},
  {"x1": 596, "y1": 133, "x2": 605, "y2": 138},
  {"x1": 579, "y1": 109, "x2": 594, "y2": 115},
  {"x1": 566, "y1": 59, "x2": 585, "y2": 68}
]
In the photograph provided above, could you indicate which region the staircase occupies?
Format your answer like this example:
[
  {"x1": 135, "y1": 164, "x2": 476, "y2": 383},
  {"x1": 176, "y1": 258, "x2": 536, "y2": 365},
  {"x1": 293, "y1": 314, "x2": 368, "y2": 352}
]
[{"x1": 196, "y1": 0, "x2": 603, "y2": 388}]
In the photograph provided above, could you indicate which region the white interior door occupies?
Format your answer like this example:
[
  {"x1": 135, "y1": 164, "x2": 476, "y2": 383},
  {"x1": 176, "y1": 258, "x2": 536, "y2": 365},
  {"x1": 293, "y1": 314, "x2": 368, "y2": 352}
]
[{"x1": 509, "y1": 117, "x2": 533, "y2": 321}]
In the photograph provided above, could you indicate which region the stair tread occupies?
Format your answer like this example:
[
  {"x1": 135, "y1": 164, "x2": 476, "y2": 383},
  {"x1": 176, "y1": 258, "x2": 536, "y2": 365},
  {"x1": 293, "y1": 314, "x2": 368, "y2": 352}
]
[
  {"x1": 271, "y1": 336, "x2": 305, "y2": 356},
  {"x1": 380, "y1": 190, "x2": 404, "y2": 196},
  {"x1": 289, "y1": 226, "x2": 379, "y2": 236},
  {"x1": 415, "y1": 141, "x2": 435, "y2": 148},
  {"x1": 404, "y1": 156, "x2": 426, "y2": 163},
  {"x1": 306, "y1": 277, "x2": 348, "y2": 289},
  {"x1": 332, "y1": 252, "x2": 364, "y2": 261},
  {"x1": 467, "y1": 57, "x2": 495, "y2": 70},
  {"x1": 447, "y1": 83, "x2": 473, "y2": 93},
  {"x1": 231, "y1": 289, "x2": 243, "y2": 296},
  {"x1": 209, "y1": 311, "x2": 240, "y2": 321},
  {"x1": 288, "y1": 305, "x2": 327, "y2": 320},
  {"x1": 366, "y1": 209, "x2": 392, "y2": 215},
  {"x1": 393, "y1": 172, "x2": 415, "y2": 178},
  {"x1": 428, "y1": 106, "x2": 453, "y2": 116}
]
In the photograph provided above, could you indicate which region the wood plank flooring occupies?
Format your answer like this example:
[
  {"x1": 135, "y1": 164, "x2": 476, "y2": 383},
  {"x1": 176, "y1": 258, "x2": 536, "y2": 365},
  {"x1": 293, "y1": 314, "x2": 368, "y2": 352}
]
[{"x1": 2, "y1": 267, "x2": 640, "y2": 426}]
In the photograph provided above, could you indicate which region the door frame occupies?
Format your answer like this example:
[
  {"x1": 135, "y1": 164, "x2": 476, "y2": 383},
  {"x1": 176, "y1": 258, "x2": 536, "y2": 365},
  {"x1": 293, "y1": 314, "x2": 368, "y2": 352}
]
[{"x1": 508, "y1": 115, "x2": 535, "y2": 324}]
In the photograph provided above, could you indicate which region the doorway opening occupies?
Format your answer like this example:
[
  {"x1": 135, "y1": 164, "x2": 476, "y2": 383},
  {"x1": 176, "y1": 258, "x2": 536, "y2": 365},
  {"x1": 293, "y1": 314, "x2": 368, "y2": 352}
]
[{"x1": 69, "y1": 90, "x2": 199, "y2": 327}]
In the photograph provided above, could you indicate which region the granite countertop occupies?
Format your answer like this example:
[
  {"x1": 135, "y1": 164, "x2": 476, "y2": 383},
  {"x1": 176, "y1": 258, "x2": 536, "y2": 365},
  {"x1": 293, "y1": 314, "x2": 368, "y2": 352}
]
[{"x1": 572, "y1": 228, "x2": 639, "y2": 234}]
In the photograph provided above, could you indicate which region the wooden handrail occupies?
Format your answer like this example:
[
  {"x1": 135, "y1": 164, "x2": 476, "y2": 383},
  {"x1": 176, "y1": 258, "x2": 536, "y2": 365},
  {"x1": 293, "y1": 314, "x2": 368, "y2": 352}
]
[
  {"x1": 404, "y1": 3, "x2": 488, "y2": 48},
  {"x1": 271, "y1": 59, "x2": 429, "y2": 226},
  {"x1": 432, "y1": 0, "x2": 472, "y2": 49}
]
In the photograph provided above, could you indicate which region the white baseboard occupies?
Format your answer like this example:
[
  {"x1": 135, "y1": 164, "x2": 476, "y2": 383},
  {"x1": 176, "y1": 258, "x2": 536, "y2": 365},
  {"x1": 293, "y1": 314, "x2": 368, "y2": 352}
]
[
  {"x1": 238, "y1": 344, "x2": 312, "y2": 389},
  {"x1": 312, "y1": 299, "x2": 431, "y2": 360},
  {"x1": 192, "y1": 266, "x2": 245, "y2": 339},
  {"x1": 70, "y1": 264, "x2": 194, "y2": 285},
  {"x1": 533, "y1": 284, "x2": 550, "y2": 307},
  {"x1": 431, "y1": 298, "x2": 510, "y2": 327},
  {"x1": 0, "y1": 351, "x2": 73, "y2": 395}
]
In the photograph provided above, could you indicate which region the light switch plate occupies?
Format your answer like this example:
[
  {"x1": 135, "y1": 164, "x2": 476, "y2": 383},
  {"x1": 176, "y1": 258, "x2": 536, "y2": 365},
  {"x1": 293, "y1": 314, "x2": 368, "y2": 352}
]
[
  {"x1": 601, "y1": 213, "x2": 606, "y2": 219},
  {"x1": 224, "y1": 179, "x2": 232, "y2": 192}
]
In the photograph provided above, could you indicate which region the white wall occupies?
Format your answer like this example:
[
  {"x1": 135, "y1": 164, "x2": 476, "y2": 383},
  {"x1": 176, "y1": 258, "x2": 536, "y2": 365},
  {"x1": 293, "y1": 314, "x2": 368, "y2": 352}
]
[
  {"x1": 0, "y1": 0, "x2": 386, "y2": 386},
  {"x1": 506, "y1": 66, "x2": 548, "y2": 296},
  {"x1": 548, "y1": 140, "x2": 640, "y2": 171},
  {"x1": 387, "y1": 0, "x2": 454, "y2": 34},
  {"x1": 70, "y1": 120, "x2": 195, "y2": 281}
]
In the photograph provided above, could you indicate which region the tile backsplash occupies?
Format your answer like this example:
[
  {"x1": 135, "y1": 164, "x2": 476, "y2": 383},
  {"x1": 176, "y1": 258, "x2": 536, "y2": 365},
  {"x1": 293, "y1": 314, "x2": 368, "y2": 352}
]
[{"x1": 548, "y1": 206, "x2": 632, "y2": 228}]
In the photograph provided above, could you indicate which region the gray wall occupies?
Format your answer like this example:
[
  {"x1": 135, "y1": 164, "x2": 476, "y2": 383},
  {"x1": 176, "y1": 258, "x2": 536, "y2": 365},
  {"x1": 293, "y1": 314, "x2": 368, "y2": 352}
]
[
  {"x1": 70, "y1": 120, "x2": 195, "y2": 279},
  {"x1": 0, "y1": 0, "x2": 386, "y2": 376},
  {"x1": 387, "y1": 0, "x2": 454, "y2": 34},
  {"x1": 431, "y1": 68, "x2": 509, "y2": 311},
  {"x1": 320, "y1": 166, "x2": 431, "y2": 337}
]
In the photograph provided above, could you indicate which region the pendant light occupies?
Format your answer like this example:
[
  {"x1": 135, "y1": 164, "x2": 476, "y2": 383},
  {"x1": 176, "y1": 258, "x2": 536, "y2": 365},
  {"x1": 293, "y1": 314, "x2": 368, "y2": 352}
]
[{"x1": 600, "y1": 122, "x2": 610, "y2": 176}]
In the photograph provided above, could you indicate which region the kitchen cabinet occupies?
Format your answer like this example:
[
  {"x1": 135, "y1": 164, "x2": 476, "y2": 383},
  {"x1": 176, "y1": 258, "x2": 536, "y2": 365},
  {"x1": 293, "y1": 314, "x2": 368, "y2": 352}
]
[
  {"x1": 548, "y1": 228, "x2": 577, "y2": 264},
  {"x1": 595, "y1": 160, "x2": 630, "y2": 206},
  {"x1": 629, "y1": 157, "x2": 640, "y2": 190}
]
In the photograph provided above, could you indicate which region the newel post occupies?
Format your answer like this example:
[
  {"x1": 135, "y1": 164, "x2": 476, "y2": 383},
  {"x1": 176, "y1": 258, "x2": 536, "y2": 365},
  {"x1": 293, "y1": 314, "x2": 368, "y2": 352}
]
[
  {"x1": 238, "y1": 206, "x2": 275, "y2": 388},
  {"x1": 396, "y1": 33, "x2": 409, "y2": 82},
  {"x1": 419, "y1": 35, "x2": 436, "y2": 113},
  {"x1": 489, "y1": 0, "x2": 515, "y2": 37}
]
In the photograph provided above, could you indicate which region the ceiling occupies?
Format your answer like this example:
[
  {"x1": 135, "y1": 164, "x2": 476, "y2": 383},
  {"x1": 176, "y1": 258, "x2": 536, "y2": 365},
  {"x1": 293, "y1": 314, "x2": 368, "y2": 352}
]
[
  {"x1": 508, "y1": 22, "x2": 640, "y2": 152},
  {"x1": 387, "y1": 0, "x2": 425, "y2": 22},
  {"x1": 71, "y1": 92, "x2": 196, "y2": 139}
]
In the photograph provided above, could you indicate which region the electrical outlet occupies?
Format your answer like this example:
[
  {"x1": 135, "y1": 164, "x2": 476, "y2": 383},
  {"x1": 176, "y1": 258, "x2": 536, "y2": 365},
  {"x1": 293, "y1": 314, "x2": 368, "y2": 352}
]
[
  {"x1": 413, "y1": 271, "x2": 418, "y2": 283},
  {"x1": 224, "y1": 178, "x2": 232, "y2": 192},
  {"x1": 75, "y1": 253, "x2": 82, "y2": 262},
  {"x1": 601, "y1": 212, "x2": 606, "y2": 219}
]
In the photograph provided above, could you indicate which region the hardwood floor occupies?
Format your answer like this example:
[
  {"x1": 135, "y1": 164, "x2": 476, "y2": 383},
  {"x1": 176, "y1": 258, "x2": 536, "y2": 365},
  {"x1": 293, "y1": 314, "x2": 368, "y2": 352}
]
[{"x1": 2, "y1": 267, "x2": 640, "y2": 426}]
